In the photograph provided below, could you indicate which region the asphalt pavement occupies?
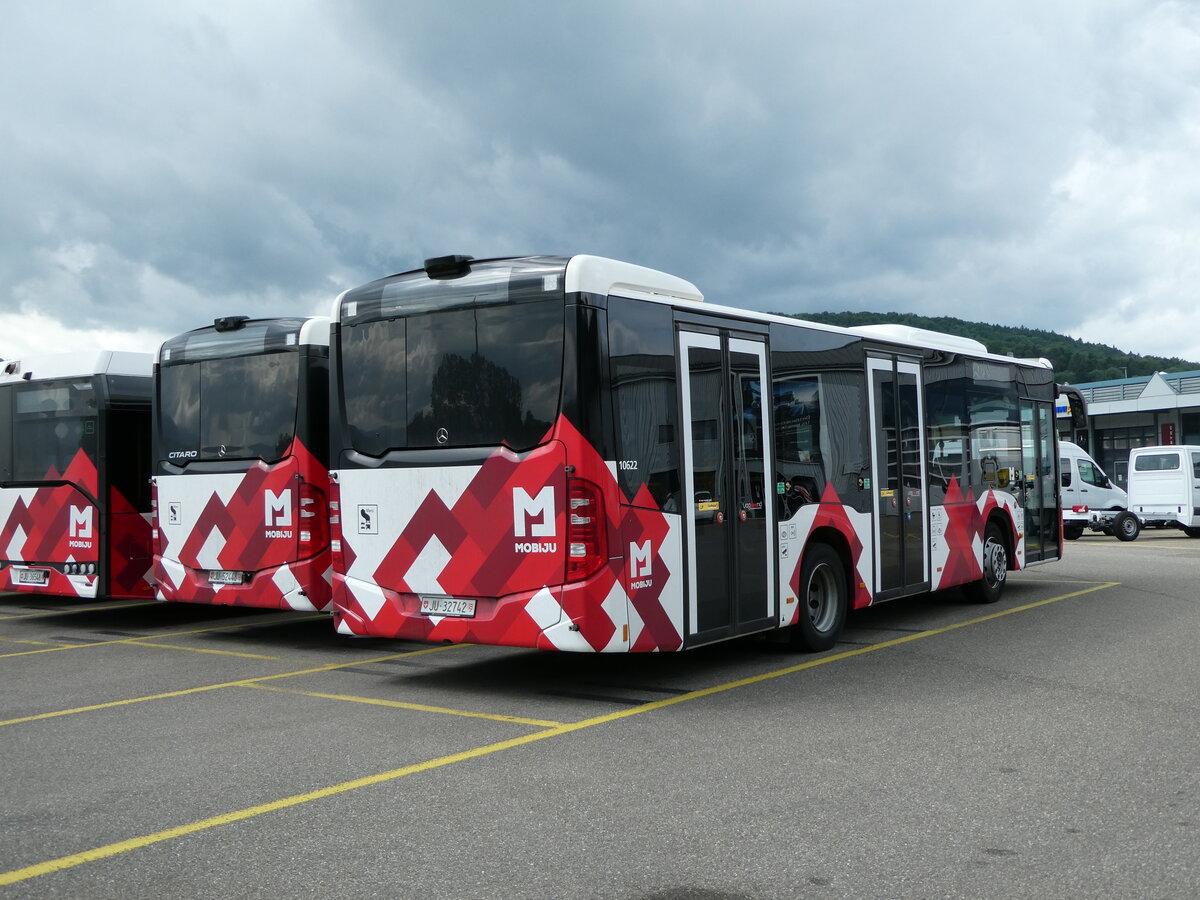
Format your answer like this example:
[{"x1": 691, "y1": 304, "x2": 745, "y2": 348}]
[{"x1": 1, "y1": 529, "x2": 1197, "y2": 899}]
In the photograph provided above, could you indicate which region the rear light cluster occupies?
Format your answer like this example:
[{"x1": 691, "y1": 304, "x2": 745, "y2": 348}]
[
  {"x1": 298, "y1": 480, "x2": 327, "y2": 553},
  {"x1": 566, "y1": 477, "x2": 606, "y2": 582},
  {"x1": 150, "y1": 481, "x2": 159, "y2": 549},
  {"x1": 328, "y1": 479, "x2": 344, "y2": 572}
]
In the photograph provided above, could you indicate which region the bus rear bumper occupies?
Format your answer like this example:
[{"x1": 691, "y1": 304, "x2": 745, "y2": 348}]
[
  {"x1": 331, "y1": 576, "x2": 563, "y2": 648},
  {"x1": 154, "y1": 554, "x2": 333, "y2": 611}
]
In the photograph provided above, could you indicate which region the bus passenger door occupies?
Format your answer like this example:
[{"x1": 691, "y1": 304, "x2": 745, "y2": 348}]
[
  {"x1": 1021, "y1": 400, "x2": 1059, "y2": 562},
  {"x1": 679, "y1": 330, "x2": 776, "y2": 645},
  {"x1": 867, "y1": 356, "x2": 929, "y2": 598}
]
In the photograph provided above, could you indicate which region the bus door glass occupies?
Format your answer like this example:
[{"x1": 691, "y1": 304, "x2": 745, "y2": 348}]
[
  {"x1": 1021, "y1": 400, "x2": 1058, "y2": 561},
  {"x1": 868, "y1": 356, "x2": 929, "y2": 596},
  {"x1": 679, "y1": 330, "x2": 775, "y2": 643}
]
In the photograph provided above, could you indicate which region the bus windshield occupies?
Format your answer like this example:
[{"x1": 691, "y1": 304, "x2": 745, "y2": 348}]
[
  {"x1": 1, "y1": 379, "x2": 98, "y2": 482},
  {"x1": 158, "y1": 353, "x2": 300, "y2": 463},
  {"x1": 338, "y1": 261, "x2": 566, "y2": 455}
]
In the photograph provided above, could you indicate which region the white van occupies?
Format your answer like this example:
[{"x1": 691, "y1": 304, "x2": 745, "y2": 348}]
[
  {"x1": 1127, "y1": 445, "x2": 1200, "y2": 537},
  {"x1": 1060, "y1": 440, "x2": 1137, "y2": 540}
]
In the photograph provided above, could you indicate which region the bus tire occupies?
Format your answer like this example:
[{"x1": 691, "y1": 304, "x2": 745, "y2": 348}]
[
  {"x1": 965, "y1": 521, "x2": 1007, "y2": 604},
  {"x1": 789, "y1": 543, "x2": 848, "y2": 652},
  {"x1": 1113, "y1": 511, "x2": 1140, "y2": 542}
]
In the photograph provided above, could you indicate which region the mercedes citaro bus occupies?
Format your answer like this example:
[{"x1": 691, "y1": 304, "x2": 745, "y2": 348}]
[
  {"x1": 151, "y1": 316, "x2": 332, "y2": 610},
  {"x1": 328, "y1": 254, "x2": 1062, "y2": 652}
]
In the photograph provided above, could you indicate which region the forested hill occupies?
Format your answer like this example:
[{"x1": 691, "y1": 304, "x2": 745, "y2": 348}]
[{"x1": 787, "y1": 311, "x2": 1200, "y2": 385}]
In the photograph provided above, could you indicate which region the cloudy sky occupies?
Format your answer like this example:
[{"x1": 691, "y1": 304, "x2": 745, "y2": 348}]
[{"x1": 3, "y1": 1, "x2": 1199, "y2": 367}]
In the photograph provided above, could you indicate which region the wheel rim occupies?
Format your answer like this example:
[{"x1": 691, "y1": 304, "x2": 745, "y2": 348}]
[
  {"x1": 1120, "y1": 517, "x2": 1137, "y2": 538},
  {"x1": 983, "y1": 536, "x2": 1007, "y2": 588},
  {"x1": 806, "y1": 562, "x2": 840, "y2": 633}
]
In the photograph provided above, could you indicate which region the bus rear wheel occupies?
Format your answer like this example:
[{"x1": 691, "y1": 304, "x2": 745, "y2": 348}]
[
  {"x1": 789, "y1": 543, "x2": 847, "y2": 652},
  {"x1": 965, "y1": 521, "x2": 1007, "y2": 604}
]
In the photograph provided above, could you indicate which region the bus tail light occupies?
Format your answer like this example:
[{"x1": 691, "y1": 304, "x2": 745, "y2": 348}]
[
  {"x1": 328, "y1": 479, "x2": 344, "y2": 572},
  {"x1": 150, "y1": 480, "x2": 160, "y2": 549},
  {"x1": 298, "y1": 480, "x2": 327, "y2": 552},
  {"x1": 566, "y1": 477, "x2": 606, "y2": 582}
]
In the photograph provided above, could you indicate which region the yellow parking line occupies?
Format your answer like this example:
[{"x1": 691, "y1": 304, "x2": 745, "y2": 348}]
[
  {"x1": 127, "y1": 641, "x2": 282, "y2": 661},
  {"x1": 0, "y1": 581, "x2": 1117, "y2": 886},
  {"x1": 0, "y1": 637, "x2": 71, "y2": 647},
  {"x1": 243, "y1": 683, "x2": 565, "y2": 728},
  {"x1": 0, "y1": 600, "x2": 160, "y2": 620},
  {"x1": 0, "y1": 614, "x2": 329, "y2": 659},
  {"x1": 0, "y1": 643, "x2": 466, "y2": 728},
  {"x1": 1005, "y1": 579, "x2": 1109, "y2": 588},
  {"x1": 1126, "y1": 541, "x2": 1200, "y2": 551}
]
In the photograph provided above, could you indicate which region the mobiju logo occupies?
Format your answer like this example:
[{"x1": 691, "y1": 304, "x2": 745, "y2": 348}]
[
  {"x1": 513, "y1": 486, "x2": 556, "y2": 553},
  {"x1": 264, "y1": 489, "x2": 293, "y2": 538},
  {"x1": 629, "y1": 539, "x2": 653, "y2": 589},
  {"x1": 68, "y1": 506, "x2": 93, "y2": 546}
]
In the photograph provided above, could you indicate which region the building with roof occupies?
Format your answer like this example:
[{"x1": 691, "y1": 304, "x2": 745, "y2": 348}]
[{"x1": 1059, "y1": 369, "x2": 1200, "y2": 488}]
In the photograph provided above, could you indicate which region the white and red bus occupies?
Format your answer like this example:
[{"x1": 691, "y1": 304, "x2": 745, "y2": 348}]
[
  {"x1": 0, "y1": 352, "x2": 154, "y2": 600},
  {"x1": 151, "y1": 316, "x2": 333, "y2": 611},
  {"x1": 328, "y1": 255, "x2": 1062, "y2": 652}
]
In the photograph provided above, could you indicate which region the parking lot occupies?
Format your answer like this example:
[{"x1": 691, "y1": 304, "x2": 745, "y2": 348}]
[{"x1": 3, "y1": 530, "x2": 1198, "y2": 899}]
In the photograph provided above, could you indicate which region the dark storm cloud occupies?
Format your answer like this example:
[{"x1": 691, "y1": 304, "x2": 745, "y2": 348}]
[{"x1": 2, "y1": 1, "x2": 1199, "y2": 359}]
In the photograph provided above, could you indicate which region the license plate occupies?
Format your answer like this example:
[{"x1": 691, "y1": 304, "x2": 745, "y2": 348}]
[
  {"x1": 419, "y1": 595, "x2": 476, "y2": 617},
  {"x1": 208, "y1": 570, "x2": 244, "y2": 585},
  {"x1": 15, "y1": 568, "x2": 49, "y2": 586}
]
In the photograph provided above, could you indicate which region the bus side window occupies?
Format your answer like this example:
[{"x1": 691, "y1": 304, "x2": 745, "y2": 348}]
[
  {"x1": 608, "y1": 297, "x2": 680, "y2": 511},
  {"x1": 924, "y1": 374, "x2": 969, "y2": 504},
  {"x1": 772, "y1": 376, "x2": 822, "y2": 520}
]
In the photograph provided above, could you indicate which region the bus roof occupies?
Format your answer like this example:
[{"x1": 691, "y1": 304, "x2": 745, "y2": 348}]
[
  {"x1": 635, "y1": 294, "x2": 1050, "y2": 370},
  {"x1": 563, "y1": 255, "x2": 703, "y2": 303},
  {"x1": 0, "y1": 351, "x2": 153, "y2": 384},
  {"x1": 157, "y1": 316, "x2": 330, "y2": 364},
  {"x1": 331, "y1": 254, "x2": 704, "y2": 314},
  {"x1": 332, "y1": 253, "x2": 1049, "y2": 371},
  {"x1": 564, "y1": 255, "x2": 1045, "y2": 369},
  {"x1": 844, "y1": 323, "x2": 989, "y2": 356}
]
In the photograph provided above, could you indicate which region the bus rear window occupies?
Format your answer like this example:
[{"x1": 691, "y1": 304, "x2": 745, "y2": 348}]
[
  {"x1": 158, "y1": 352, "x2": 300, "y2": 463},
  {"x1": 340, "y1": 298, "x2": 563, "y2": 454},
  {"x1": 8, "y1": 380, "x2": 98, "y2": 481}
]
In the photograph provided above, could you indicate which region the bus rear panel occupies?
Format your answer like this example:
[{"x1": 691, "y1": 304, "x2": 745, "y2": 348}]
[
  {"x1": 0, "y1": 353, "x2": 153, "y2": 600},
  {"x1": 152, "y1": 317, "x2": 333, "y2": 611},
  {"x1": 329, "y1": 256, "x2": 694, "y2": 650},
  {"x1": 329, "y1": 255, "x2": 1061, "y2": 652}
]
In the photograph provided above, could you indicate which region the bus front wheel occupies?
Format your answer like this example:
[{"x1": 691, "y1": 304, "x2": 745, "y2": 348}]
[{"x1": 789, "y1": 543, "x2": 848, "y2": 652}]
